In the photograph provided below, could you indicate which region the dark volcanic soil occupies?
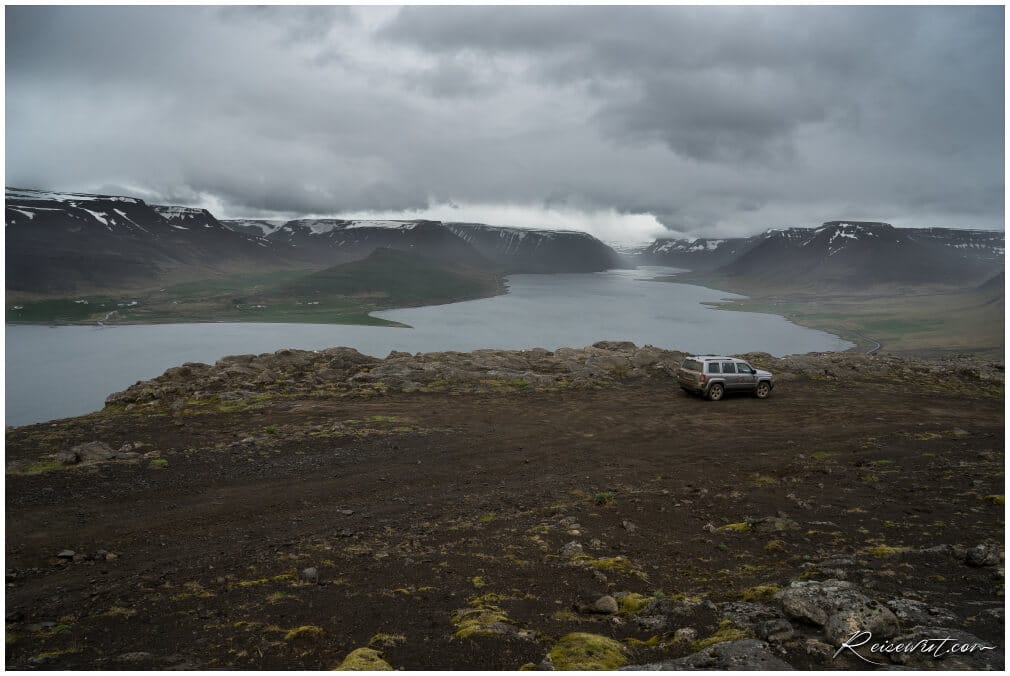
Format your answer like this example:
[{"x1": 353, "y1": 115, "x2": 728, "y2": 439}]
[{"x1": 5, "y1": 366, "x2": 1005, "y2": 670}]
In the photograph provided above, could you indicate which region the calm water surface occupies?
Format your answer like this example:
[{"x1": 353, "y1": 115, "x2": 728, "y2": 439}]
[{"x1": 6, "y1": 268, "x2": 851, "y2": 425}]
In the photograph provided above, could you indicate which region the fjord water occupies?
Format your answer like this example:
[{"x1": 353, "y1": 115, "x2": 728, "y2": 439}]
[{"x1": 6, "y1": 268, "x2": 852, "y2": 425}]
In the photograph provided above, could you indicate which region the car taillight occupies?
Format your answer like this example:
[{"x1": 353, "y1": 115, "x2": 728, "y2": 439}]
[{"x1": 699, "y1": 373, "x2": 706, "y2": 383}]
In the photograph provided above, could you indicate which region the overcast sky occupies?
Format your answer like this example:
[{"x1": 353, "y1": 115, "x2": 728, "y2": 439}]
[{"x1": 6, "y1": 5, "x2": 1005, "y2": 242}]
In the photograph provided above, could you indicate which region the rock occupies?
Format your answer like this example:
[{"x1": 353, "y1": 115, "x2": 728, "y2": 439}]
[
  {"x1": 802, "y1": 639, "x2": 835, "y2": 662},
  {"x1": 756, "y1": 619, "x2": 794, "y2": 643},
  {"x1": 115, "y1": 652, "x2": 155, "y2": 662},
  {"x1": 621, "y1": 520, "x2": 637, "y2": 533},
  {"x1": 301, "y1": 567, "x2": 319, "y2": 584},
  {"x1": 624, "y1": 639, "x2": 793, "y2": 670},
  {"x1": 749, "y1": 516, "x2": 799, "y2": 533},
  {"x1": 587, "y1": 595, "x2": 619, "y2": 615},
  {"x1": 52, "y1": 451, "x2": 81, "y2": 465},
  {"x1": 886, "y1": 598, "x2": 959, "y2": 627},
  {"x1": 778, "y1": 580, "x2": 899, "y2": 646},
  {"x1": 72, "y1": 441, "x2": 117, "y2": 462},
  {"x1": 672, "y1": 628, "x2": 698, "y2": 644},
  {"x1": 966, "y1": 543, "x2": 1000, "y2": 567},
  {"x1": 337, "y1": 509, "x2": 354, "y2": 516},
  {"x1": 559, "y1": 541, "x2": 583, "y2": 558},
  {"x1": 56, "y1": 550, "x2": 76, "y2": 559},
  {"x1": 885, "y1": 627, "x2": 1003, "y2": 670}
]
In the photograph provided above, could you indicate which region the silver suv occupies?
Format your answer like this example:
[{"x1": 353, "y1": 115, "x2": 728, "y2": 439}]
[{"x1": 677, "y1": 356, "x2": 774, "y2": 401}]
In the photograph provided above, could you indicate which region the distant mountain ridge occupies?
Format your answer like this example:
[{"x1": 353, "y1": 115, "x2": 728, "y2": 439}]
[
  {"x1": 638, "y1": 221, "x2": 1004, "y2": 288},
  {"x1": 5, "y1": 187, "x2": 283, "y2": 293},
  {"x1": 445, "y1": 222, "x2": 627, "y2": 273},
  {"x1": 6, "y1": 187, "x2": 624, "y2": 293}
]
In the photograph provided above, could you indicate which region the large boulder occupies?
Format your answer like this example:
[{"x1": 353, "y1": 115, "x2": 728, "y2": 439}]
[
  {"x1": 778, "y1": 580, "x2": 900, "y2": 646},
  {"x1": 72, "y1": 441, "x2": 117, "y2": 462}
]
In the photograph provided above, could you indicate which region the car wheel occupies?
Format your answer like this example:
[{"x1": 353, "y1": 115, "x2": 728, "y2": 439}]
[
  {"x1": 755, "y1": 381, "x2": 771, "y2": 399},
  {"x1": 707, "y1": 383, "x2": 724, "y2": 401}
]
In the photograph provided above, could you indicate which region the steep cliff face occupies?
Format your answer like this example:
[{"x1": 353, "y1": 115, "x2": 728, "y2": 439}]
[{"x1": 445, "y1": 223, "x2": 627, "y2": 273}]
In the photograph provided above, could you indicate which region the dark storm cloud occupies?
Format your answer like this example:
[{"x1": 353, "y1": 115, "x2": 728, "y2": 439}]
[{"x1": 5, "y1": 6, "x2": 1004, "y2": 239}]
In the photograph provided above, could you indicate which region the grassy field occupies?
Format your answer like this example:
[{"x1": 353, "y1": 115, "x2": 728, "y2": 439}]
[
  {"x1": 664, "y1": 273, "x2": 1004, "y2": 358},
  {"x1": 6, "y1": 251, "x2": 505, "y2": 327}
]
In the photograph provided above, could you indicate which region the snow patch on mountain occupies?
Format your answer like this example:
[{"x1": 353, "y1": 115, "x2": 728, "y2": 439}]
[{"x1": 6, "y1": 187, "x2": 143, "y2": 204}]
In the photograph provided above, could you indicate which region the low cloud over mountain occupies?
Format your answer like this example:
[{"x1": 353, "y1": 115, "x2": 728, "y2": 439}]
[{"x1": 6, "y1": 6, "x2": 1004, "y2": 241}]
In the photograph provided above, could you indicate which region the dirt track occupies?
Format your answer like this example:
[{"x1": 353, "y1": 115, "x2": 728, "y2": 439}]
[{"x1": 5, "y1": 372, "x2": 1005, "y2": 669}]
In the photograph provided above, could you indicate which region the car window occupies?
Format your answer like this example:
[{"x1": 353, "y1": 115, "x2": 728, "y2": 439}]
[
  {"x1": 682, "y1": 359, "x2": 702, "y2": 372},
  {"x1": 706, "y1": 362, "x2": 721, "y2": 374},
  {"x1": 736, "y1": 363, "x2": 753, "y2": 374},
  {"x1": 722, "y1": 363, "x2": 737, "y2": 374}
]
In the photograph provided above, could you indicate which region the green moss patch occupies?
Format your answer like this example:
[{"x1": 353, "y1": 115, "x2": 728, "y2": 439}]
[
  {"x1": 452, "y1": 606, "x2": 510, "y2": 639},
  {"x1": 692, "y1": 619, "x2": 751, "y2": 652},
  {"x1": 284, "y1": 625, "x2": 324, "y2": 641},
  {"x1": 739, "y1": 584, "x2": 781, "y2": 601},
  {"x1": 717, "y1": 522, "x2": 751, "y2": 533},
  {"x1": 334, "y1": 647, "x2": 393, "y2": 670},
  {"x1": 617, "y1": 593, "x2": 651, "y2": 616},
  {"x1": 549, "y1": 632, "x2": 628, "y2": 670},
  {"x1": 572, "y1": 555, "x2": 647, "y2": 580},
  {"x1": 863, "y1": 544, "x2": 912, "y2": 557}
]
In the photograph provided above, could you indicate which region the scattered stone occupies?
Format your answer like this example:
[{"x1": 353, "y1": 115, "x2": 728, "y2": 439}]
[
  {"x1": 672, "y1": 628, "x2": 698, "y2": 644},
  {"x1": 625, "y1": 639, "x2": 793, "y2": 670},
  {"x1": 337, "y1": 509, "x2": 354, "y2": 516},
  {"x1": 778, "y1": 580, "x2": 899, "y2": 646},
  {"x1": 886, "y1": 598, "x2": 959, "y2": 627},
  {"x1": 301, "y1": 567, "x2": 319, "y2": 584},
  {"x1": 755, "y1": 619, "x2": 794, "y2": 643},
  {"x1": 886, "y1": 627, "x2": 1003, "y2": 670},
  {"x1": 56, "y1": 550, "x2": 76, "y2": 559},
  {"x1": 802, "y1": 639, "x2": 835, "y2": 662},
  {"x1": 52, "y1": 451, "x2": 81, "y2": 465},
  {"x1": 581, "y1": 595, "x2": 618, "y2": 615},
  {"x1": 749, "y1": 516, "x2": 799, "y2": 533},
  {"x1": 559, "y1": 541, "x2": 583, "y2": 558},
  {"x1": 73, "y1": 441, "x2": 117, "y2": 462},
  {"x1": 115, "y1": 652, "x2": 155, "y2": 663},
  {"x1": 621, "y1": 520, "x2": 637, "y2": 533},
  {"x1": 966, "y1": 543, "x2": 1000, "y2": 567}
]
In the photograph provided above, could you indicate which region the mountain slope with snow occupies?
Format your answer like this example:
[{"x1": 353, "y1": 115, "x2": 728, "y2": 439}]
[
  {"x1": 715, "y1": 221, "x2": 1002, "y2": 288},
  {"x1": 6, "y1": 188, "x2": 289, "y2": 292}
]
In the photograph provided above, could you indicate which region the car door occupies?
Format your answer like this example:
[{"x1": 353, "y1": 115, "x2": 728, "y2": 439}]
[
  {"x1": 735, "y1": 361, "x2": 757, "y2": 390},
  {"x1": 720, "y1": 362, "x2": 739, "y2": 389}
]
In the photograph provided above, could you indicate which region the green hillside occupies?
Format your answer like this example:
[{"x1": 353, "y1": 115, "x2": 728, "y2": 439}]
[{"x1": 284, "y1": 247, "x2": 504, "y2": 306}]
